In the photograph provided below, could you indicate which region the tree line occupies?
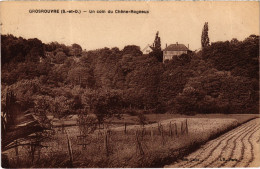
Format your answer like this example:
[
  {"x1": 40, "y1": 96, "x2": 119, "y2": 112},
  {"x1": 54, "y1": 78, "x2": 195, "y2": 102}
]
[{"x1": 1, "y1": 26, "x2": 259, "y2": 123}]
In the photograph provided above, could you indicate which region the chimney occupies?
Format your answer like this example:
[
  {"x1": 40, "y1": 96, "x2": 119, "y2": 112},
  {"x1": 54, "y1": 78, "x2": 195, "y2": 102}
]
[
  {"x1": 176, "y1": 42, "x2": 178, "y2": 45},
  {"x1": 166, "y1": 43, "x2": 168, "y2": 48},
  {"x1": 188, "y1": 44, "x2": 189, "y2": 49}
]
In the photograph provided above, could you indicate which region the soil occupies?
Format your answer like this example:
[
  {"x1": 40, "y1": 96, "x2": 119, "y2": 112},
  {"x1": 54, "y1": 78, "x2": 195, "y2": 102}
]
[{"x1": 165, "y1": 118, "x2": 260, "y2": 168}]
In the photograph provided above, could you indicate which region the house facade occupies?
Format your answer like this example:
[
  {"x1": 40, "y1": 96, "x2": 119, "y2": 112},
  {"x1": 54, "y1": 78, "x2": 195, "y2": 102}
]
[{"x1": 163, "y1": 43, "x2": 190, "y2": 62}]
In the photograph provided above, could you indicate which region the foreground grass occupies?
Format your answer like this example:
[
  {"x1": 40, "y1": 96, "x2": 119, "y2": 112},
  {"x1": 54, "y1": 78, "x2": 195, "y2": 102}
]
[
  {"x1": 6, "y1": 114, "x2": 259, "y2": 168},
  {"x1": 51, "y1": 113, "x2": 259, "y2": 127}
]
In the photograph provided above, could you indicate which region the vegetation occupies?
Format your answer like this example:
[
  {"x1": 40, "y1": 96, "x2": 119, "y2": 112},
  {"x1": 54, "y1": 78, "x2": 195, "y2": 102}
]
[
  {"x1": 149, "y1": 31, "x2": 163, "y2": 62},
  {"x1": 201, "y1": 22, "x2": 210, "y2": 49},
  {"x1": 1, "y1": 22, "x2": 259, "y2": 168},
  {"x1": 4, "y1": 114, "x2": 258, "y2": 168},
  {"x1": 1, "y1": 32, "x2": 259, "y2": 120}
]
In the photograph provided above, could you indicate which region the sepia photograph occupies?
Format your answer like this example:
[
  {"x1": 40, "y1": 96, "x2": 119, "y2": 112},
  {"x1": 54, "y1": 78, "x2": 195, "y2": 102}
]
[{"x1": 0, "y1": 1, "x2": 259, "y2": 168}]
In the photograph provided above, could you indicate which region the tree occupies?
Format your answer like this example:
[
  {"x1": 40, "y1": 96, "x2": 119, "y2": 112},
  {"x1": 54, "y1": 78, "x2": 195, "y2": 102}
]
[
  {"x1": 69, "y1": 43, "x2": 82, "y2": 57},
  {"x1": 90, "y1": 90, "x2": 123, "y2": 126},
  {"x1": 26, "y1": 38, "x2": 44, "y2": 62},
  {"x1": 149, "y1": 31, "x2": 163, "y2": 62},
  {"x1": 174, "y1": 69, "x2": 259, "y2": 114},
  {"x1": 122, "y1": 45, "x2": 142, "y2": 57},
  {"x1": 201, "y1": 35, "x2": 259, "y2": 79},
  {"x1": 123, "y1": 55, "x2": 162, "y2": 109},
  {"x1": 8, "y1": 79, "x2": 41, "y2": 111},
  {"x1": 201, "y1": 22, "x2": 210, "y2": 49},
  {"x1": 67, "y1": 66, "x2": 95, "y2": 88},
  {"x1": 174, "y1": 86, "x2": 205, "y2": 115},
  {"x1": 54, "y1": 51, "x2": 67, "y2": 64},
  {"x1": 49, "y1": 96, "x2": 72, "y2": 118},
  {"x1": 2, "y1": 90, "x2": 17, "y2": 131}
]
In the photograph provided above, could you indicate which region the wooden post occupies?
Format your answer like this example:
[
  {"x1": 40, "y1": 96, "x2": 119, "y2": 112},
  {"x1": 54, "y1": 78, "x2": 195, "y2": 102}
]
[
  {"x1": 124, "y1": 122, "x2": 127, "y2": 134},
  {"x1": 175, "y1": 123, "x2": 178, "y2": 136},
  {"x1": 151, "y1": 129, "x2": 154, "y2": 141},
  {"x1": 186, "y1": 119, "x2": 188, "y2": 134},
  {"x1": 15, "y1": 140, "x2": 19, "y2": 165},
  {"x1": 61, "y1": 120, "x2": 65, "y2": 134},
  {"x1": 104, "y1": 130, "x2": 109, "y2": 157},
  {"x1": 135, "y1": 130, "x2": 144, "y2": 156},
  {"x1": 30, "y1": 142, "x2": 36, "y2": 164},
  {"x1": 161, "y1": 125, "x2": 165, "y2": 145},
  {"x1": 108, "y1": 129, "x2": 111, "y2": 136},
  {"x1": 158, "y1": 122, "x2": 160, "y2": 134},
  {"x1": 181, "y1": 121, "x2": 183, "y2": 134},
  {"x1": 169, "y1": 122, "x2": 172, "y2": 138},
  {"x1": 135, "y1": 130, "x2": 138, "y2": 154},
  {"x1": 142, "y1": 126, "x2": 145, "y2": 138},
  {"x1": 37, "y1": 147, "x2": 41, "y2": 162},
  {"x1": 65, "y1": 130, "x2": 73, "y2": 167}
]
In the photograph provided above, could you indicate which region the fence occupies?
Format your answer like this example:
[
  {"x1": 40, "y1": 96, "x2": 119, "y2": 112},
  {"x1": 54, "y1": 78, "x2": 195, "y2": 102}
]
[
  {"x1": 6, "y1": 118, "x2": 189, "y2": 167},
  {"x1": 90, "y1": 119, "x2": 189, "y2": 158},
  {"x1": 122, "y1": 119, "x2": 188, "y2": 136}
]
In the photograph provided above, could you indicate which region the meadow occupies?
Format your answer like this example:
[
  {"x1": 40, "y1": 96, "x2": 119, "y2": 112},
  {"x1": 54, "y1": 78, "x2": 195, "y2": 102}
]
[{"x1": 5, "y1": 113, "x2": 259, "y2": 168}]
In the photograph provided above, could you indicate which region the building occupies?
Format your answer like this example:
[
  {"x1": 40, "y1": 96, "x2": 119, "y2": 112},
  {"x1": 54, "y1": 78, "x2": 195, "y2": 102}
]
[
  {"x1": 163, "y1": 42, "x2": 191, "y2": 62},
  {"x1": 142, "y1": 44, "x2": 152, "y2": 55}
]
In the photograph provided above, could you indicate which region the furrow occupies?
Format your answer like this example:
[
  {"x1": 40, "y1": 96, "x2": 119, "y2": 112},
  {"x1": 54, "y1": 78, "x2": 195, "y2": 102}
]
[
  {"x1": 244, "y1": 126, "x2": 260, "y2": 167},
  {"x1": 203, "y1": 122, "x2": 256, "y2": 168},
  {"x1": 179, "y1": 121, "x2": 254, "y2": 168},
  {"x1": 171, "y1": 130, "x2": 233, "y2": 168},
  {"x1": 227, "y1": 125, "x2": 259, "y2": 168},
  {"x1": 256, "y1": 136, "x2": 260, "y2": 143},
  {"x1": 174, "y1": 126, "x2": 236, "y2": 168},
  {"x1": 198, "y1": 123, "x2": 256, "y2": 168},
  {"x1": 215, "y1": 123, "x2": 258, "y2": 168},
  {"x1": 250, "y1": 127, "x2": 260, "y2": 167}
]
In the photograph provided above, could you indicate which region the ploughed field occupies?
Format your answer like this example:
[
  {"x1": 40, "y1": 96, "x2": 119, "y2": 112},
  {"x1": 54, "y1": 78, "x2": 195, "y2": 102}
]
[{"x1": 165, "y1": 118, "x2": 260, "y2": 168}]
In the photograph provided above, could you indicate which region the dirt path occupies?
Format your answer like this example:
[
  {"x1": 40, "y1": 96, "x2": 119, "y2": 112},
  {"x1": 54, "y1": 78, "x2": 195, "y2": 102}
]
[{"x1": 165, "y1": 118, "x2": 260, "y2": 168}]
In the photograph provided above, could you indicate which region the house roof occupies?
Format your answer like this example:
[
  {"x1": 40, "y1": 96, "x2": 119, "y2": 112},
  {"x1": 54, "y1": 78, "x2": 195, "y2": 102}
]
[{"x1": 164, "y1": 44, "x2": 189, "y2": 51}]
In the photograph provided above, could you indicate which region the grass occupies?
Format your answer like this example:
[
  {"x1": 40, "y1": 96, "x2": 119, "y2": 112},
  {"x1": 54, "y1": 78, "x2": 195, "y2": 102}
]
[
  {"x1": 5, "y1": 113, "x2": 259, "y2": 168},
  {"x1": 50, "y1": 113, "x2": 259, "y2": 128}
]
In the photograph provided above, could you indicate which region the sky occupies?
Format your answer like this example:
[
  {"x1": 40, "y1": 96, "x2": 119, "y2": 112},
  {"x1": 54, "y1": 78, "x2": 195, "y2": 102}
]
[{"x1": 0, "y1": 1, "x2": 259, "y2": 51}]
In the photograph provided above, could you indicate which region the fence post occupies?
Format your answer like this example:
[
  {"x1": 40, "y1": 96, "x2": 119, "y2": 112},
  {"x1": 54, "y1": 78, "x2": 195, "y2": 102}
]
[
  {"x1": 37, "y1": 147, "x2": 41, "y2": 162},
  {"x1": 158, "y1": 122, "x2": 160, "y2": 134},
  {"x1": 142, "y1": 126, "x2": 145, "y2": 138},
  {"x1": 186, "y1": 119, "x2": 188, "y2": 134},
  {"x1": 151, "y1": 129, "x2": 154, "y2": 141},
  {"x1": 169, "y1": 122, "x2": 173, "y2": 138},
  {"x1": 136, "y1": 130, "x2": 144, "y2": 156},
  {"x1": 104, "y1": 130, "x2": 109, "y2": 157},
  {"x1": 108, "y1": 129, "x2": 112, "y2": 136},
  {"x1": 124, "y1": 122, "x2": 127, "y2": 134},
  {"x1": 15, "y1": 140, "x2": 19, "y2": 165},
  {"x1": 161, "y1": 125, "x2": 165, "y2": 145},
  {"x1": 65, "y1": 130, "x2": 73, "y2": 167},
  {"x1": 61, "y1": 121, "x2": 65, "y2": 134},
  {"x1": 175, "y1": 123, "x2": 178, "y2": 136},
  {"x1": 181, "y1": 121, "x2": 184, "y2": 134}
]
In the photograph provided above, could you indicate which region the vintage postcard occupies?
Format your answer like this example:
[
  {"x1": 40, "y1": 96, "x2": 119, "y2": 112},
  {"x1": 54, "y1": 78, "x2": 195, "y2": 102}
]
[{"x1": 1, "y1": 1, "x2": 259, "y2": 168}]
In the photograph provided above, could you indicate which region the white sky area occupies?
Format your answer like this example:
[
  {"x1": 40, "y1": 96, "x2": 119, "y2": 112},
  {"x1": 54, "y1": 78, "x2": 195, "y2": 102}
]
[{"x1": 0, "y1": 1, "x2": 259, "y2": 51}]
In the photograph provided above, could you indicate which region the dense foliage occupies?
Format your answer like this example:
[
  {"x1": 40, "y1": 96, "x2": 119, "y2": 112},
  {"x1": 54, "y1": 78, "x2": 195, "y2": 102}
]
[{"x1": 1, "y1": 33, "x2": 259, "y2": 121}]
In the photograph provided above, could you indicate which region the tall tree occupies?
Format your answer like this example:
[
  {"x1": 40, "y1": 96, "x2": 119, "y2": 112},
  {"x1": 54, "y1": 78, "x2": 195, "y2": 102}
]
[
  {"x1": 149, "y1": 31, "x2": 163, "y2": 62},
  {"x1": 201, "y1": 22, "x2": 210, "y2": 49}
]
